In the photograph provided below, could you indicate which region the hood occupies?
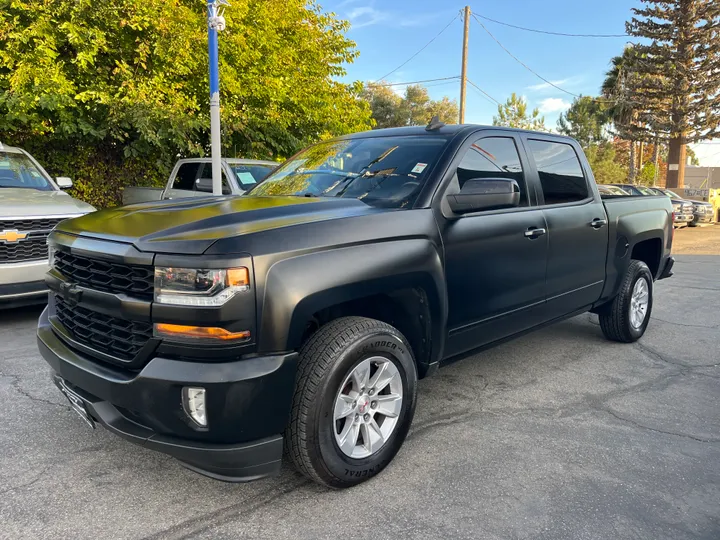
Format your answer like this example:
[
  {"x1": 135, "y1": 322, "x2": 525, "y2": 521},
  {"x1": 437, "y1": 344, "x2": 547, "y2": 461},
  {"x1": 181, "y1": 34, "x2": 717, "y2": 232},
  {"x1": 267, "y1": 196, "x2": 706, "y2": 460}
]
[
  {"x1": 0, "y1": 188, "x2": 95, "y2": 216},
  {"x1": 58, "y1": 196, "x2": 391, "y2": 254}
]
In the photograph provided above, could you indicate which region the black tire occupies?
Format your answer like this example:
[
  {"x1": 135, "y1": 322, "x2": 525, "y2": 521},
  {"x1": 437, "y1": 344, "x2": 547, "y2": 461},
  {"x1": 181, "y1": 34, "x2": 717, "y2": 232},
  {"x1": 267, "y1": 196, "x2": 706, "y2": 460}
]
[
  {"x1": 285, "y1": 316, "x2": 418, "y2": 488},
  {"x1": 599, "y1": 259, "x2": 653, "y2": 343}
]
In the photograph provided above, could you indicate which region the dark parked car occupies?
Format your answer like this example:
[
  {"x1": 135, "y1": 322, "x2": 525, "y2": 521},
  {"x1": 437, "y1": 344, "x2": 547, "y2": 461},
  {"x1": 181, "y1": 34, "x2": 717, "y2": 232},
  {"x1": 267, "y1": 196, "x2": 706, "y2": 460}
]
[
  {"x1": 610, "y1": 184, "x2": 692, "y2": 227},
  {"x1": 38, "y1": 125, "x2": 674, "y2": 488},
  {"x1": 650, "y1": 187, "x2": 713, "y2": 227}
]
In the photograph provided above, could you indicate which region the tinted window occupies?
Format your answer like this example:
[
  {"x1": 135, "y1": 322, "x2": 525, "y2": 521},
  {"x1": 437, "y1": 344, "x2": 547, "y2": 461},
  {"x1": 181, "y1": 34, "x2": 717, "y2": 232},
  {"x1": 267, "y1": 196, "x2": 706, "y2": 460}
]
[
  {"x1": 250, "y1": 136, "x2": 450, "y2": 209},
  {"x1": 528, "y1": 140, "x2": 588, "y2": 205},
  {"x1": 0, "y1": 152, "x2": 53, "y2": 191},
  {"x1": 195, "y1": 164, "x2": 231, "y2": 194},
  {"x1": 172, "y1": 163, "x2": 201, "y2": 190},
  {"x1": 456, "y1": 137, "x2": 527, "y2": 205}
]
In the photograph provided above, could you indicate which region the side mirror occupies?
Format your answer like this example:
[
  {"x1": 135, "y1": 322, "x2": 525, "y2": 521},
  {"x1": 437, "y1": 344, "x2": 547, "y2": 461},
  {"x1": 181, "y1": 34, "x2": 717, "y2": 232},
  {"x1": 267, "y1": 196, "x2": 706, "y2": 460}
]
[
  {"x1": 195, "y1": 178, "x2": 230, "y2": 195},
  {"x1": 56, "y1": 177, "x2": 73, "y2": 189},
  {"x1": 447, "y1": 178, "x2": 520, "y2": 214}
]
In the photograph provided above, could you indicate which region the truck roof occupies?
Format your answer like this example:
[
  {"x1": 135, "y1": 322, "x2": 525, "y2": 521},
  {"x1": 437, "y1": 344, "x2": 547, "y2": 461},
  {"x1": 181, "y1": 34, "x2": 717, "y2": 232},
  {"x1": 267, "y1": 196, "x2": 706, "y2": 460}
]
[
  {"x1": 339, "y1": 124, "x2": 577, "y2": 141},
  {"x1": 0, "y1": 142, "x2": 23, "y2": 153}
]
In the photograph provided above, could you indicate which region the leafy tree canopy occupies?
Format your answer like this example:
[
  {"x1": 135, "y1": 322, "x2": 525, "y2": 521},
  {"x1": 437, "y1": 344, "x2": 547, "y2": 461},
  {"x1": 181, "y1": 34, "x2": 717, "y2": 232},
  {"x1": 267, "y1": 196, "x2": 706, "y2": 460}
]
[
  {"x1": 0, "y1": 0, "x2": 372, "y2": 206},
  {"x1": 585, "y1": 142, "x2": 629, "y2": 185},
  {"x1": 492, "y1": 93, "x2": 546, "y2": 131},
  {"x1": 361, "y1": 82, "x2": 458, "y2": 128},
  {"x1": 557, "y1": 96, "x2": 610, "y2": 149}
]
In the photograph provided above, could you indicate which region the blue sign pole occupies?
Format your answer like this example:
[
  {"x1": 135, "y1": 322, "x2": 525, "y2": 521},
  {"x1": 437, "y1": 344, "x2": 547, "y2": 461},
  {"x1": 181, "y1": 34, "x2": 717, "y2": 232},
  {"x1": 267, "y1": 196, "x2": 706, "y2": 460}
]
[{"x1": 207, "y1": 1, "x2": 224, "y2": 196}]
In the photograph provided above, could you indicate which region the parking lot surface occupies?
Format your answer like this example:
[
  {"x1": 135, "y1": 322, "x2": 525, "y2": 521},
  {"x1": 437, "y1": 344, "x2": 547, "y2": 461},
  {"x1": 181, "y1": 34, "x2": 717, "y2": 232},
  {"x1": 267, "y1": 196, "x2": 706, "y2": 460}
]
[{"x1": 1, "y1": 245, "x2": 719, "y2": 539}]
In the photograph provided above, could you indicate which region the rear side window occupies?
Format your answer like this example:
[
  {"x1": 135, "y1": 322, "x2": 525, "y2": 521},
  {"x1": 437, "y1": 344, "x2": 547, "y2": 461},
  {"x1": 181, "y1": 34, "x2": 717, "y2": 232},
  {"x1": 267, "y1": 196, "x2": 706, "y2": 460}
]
[
  {"x1": 172, "y1": 163, "x2": 201, "y2": 190},
  {"x1": 528, "y1": 140, "x2": 588, "y2": 205},
  {"x1": 456, "y1": 137, "x2": 528, "y2": 205}
]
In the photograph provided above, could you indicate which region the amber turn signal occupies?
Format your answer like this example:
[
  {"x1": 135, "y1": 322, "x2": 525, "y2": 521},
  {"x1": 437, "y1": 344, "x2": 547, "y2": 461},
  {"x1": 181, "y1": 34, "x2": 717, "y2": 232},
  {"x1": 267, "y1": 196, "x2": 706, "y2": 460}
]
[
  {"x1": 226, "y1": 267, "x2": 249, "y2": 288},
  {"x1": 154, "y1": 323, "x2": 251, "y2": 342}
]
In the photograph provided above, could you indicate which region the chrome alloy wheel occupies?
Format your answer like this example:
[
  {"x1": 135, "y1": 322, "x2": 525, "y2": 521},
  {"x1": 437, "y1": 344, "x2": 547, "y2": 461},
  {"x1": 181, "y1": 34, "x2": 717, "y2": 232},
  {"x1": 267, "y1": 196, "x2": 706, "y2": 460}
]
[
  {"x1": 333, "y1": 356, "x2": 403, "y2": 459},
  {"x1": 629, "y1": 277, "x2": 650, "y2": 329}
]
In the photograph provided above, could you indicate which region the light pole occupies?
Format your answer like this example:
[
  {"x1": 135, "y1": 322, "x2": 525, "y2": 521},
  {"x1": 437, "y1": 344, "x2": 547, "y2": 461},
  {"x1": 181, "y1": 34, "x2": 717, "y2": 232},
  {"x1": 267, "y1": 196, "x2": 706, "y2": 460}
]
[{"x1": 207, "y1": 0, "x2": 229, "y2": 196}]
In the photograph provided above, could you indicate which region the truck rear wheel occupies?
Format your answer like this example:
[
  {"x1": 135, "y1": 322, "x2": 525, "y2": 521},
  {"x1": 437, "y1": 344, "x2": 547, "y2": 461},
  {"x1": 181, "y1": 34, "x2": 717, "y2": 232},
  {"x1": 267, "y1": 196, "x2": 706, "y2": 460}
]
[
  {"x1": 599, "y1": 259, "x2": 653, "y2": 343},
  {"x1": 285, "y1": 316, "x2": 418, "y2": 488}
]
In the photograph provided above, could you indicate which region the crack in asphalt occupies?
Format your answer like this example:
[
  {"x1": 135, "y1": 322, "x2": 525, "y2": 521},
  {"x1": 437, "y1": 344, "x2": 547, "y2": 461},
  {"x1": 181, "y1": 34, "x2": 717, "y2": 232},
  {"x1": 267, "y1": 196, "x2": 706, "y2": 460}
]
[
  {"x1": 141, "y1": 477, "x2": 311, "y2": 540},
  {"x1": 0, "y1": 465, "x2": 51, "y2": 496},
  {"x1": 651, "y1": 316, "x2": 720, "y2": 329},
  {"x1": 1, "y1": 373, "x2": 68, "y2": 410},
  {"x1": 598, "y1": 408, "x2": 720, "y2": 444}
]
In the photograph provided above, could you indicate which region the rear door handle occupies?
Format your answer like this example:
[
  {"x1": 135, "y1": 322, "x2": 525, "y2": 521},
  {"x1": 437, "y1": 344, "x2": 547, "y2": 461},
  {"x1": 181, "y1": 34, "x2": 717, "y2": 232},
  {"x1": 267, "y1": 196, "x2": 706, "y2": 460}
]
[
  {"x1": 590, "y1": 218, "x2": 608, "y2": 229},
  {"x1": 524, "y1": 227, "x2": 546, "y2": 239}
]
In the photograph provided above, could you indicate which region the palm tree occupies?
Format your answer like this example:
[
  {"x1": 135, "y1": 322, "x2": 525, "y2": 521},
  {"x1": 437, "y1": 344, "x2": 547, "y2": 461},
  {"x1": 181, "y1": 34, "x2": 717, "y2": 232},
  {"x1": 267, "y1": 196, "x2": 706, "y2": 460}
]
[{"x1": 602, "y1": 48, "x2": 639, "y2": 182}]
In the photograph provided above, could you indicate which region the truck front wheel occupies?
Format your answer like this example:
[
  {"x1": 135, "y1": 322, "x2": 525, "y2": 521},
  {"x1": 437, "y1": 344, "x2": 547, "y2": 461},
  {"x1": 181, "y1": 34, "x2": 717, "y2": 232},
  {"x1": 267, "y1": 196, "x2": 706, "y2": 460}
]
[
  {"x1": 599, "y1": 259, "x2": 653, "y2": 343},
  {"x1": 285, "y1": 316, "x2": 418, "y2": 488}
]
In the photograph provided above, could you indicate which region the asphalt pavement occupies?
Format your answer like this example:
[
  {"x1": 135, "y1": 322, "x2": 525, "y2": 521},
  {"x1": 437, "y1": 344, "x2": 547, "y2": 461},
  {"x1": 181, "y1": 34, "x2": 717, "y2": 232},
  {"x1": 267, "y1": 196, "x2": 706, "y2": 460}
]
[{"x1": 1, "y1": 253, "x2": 719, "y2": 540}]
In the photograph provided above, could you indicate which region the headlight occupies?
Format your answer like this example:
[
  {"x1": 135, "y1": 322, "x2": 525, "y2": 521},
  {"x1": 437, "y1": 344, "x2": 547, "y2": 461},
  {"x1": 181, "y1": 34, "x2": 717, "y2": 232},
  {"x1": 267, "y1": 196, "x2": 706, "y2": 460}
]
[{"x1": 154, "y1": 267, "x2": 249, "y2": 306}]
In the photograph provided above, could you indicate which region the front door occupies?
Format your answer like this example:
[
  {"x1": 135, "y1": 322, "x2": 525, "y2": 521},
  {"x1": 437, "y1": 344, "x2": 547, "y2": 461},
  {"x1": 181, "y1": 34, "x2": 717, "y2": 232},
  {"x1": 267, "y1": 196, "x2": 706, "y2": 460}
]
[
  {"x1": 440, "y1": 133, "x2": 549, "y2": 358},
  {"x1": 522, "y1": 137, "x2": 609, "y2": 319}
]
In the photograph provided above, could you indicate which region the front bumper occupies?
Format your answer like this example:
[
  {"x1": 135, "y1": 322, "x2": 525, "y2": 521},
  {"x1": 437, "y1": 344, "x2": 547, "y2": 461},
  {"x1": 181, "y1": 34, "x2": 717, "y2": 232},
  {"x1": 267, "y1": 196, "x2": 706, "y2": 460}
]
[
  {"x1": 0, "y1": 260, "x2": 48, "y2": 304},
  {"x1": 37, "y1": 307, "x2": 298, "y2": 482}
]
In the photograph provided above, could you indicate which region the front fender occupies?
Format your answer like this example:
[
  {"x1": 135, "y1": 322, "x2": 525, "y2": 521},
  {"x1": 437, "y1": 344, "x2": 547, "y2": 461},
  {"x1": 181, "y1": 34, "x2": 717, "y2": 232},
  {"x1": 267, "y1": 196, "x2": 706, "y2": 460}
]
[{"x1": 257, "y1": 239, "x2": 446, "y2": 365}]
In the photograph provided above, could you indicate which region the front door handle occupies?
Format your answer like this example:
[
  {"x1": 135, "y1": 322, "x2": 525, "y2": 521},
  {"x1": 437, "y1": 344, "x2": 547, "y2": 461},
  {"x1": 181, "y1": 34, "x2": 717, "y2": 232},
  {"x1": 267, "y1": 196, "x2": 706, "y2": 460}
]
[
  {"x1": 524, "y1": 227, "x2": 547, "y2": 239},
  {"x1": 590, "y1": 218, "x2": 608, "y2": 229}
]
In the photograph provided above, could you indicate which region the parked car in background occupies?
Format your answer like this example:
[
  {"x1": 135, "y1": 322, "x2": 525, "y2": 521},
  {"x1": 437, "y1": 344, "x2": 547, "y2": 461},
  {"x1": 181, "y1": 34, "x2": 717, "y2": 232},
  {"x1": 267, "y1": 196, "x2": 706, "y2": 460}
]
[
  {"x1": 0, "y1": 143, "x2": 95, "y2": 307},
  {"x1": 646, "y1": 187, "x2": 697, "y2": 228},
  {"x1": 689, "y1": 201, "x2": 714, "y2": 225},
  {"x1": 598, "y1": 185, "x2": 630, "y2": 196},
  {"x1": 122, "y1": 158, "x2": 277, "y2": 205},
  {"x1": 39, "y1": 125, "x2": 674, "y2": 488}
]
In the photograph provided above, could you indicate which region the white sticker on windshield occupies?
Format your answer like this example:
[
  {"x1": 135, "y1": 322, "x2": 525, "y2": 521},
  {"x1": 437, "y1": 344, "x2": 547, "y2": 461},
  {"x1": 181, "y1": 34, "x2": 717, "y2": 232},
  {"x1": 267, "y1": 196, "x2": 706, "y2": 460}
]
[{"x1": 411, "y1": 163, "x2": 427, "y2": 174}]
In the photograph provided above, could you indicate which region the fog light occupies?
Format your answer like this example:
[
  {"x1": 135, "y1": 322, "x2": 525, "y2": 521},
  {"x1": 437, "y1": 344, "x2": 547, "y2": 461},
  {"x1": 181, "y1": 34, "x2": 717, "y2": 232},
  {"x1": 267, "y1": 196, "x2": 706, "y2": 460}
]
[{"x1": 182, "y1": 387, "x2": 207, "y2": 427}]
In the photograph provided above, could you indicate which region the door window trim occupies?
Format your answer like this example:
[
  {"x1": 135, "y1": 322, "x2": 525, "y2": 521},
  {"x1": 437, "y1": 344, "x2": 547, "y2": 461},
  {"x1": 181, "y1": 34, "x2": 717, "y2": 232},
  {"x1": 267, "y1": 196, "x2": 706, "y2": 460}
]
[
  {"x1": 521, "y1": 135, "x2": 596, "y2": 208},
  {"x1": 433, "y1": 130, "x2": 542, "y2": 218}
]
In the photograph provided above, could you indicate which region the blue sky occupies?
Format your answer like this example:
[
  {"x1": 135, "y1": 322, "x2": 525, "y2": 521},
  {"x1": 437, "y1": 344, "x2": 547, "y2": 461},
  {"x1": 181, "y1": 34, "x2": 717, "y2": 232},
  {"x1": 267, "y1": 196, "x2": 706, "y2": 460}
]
[{"x1": 320, "y1": 0, "x2": 720, "y2": 166}]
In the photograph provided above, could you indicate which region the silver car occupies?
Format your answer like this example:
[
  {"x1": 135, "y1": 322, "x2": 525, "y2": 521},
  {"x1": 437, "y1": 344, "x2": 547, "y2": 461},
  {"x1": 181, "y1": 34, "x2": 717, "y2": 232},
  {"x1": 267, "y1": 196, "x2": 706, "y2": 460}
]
[{"x1": 0, "y1": 143, "x2": 95, "y2": 307}]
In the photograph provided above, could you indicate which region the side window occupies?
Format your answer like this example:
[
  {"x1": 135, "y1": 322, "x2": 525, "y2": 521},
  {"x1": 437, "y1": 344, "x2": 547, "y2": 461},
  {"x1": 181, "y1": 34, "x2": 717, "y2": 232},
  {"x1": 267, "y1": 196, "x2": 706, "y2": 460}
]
[
  {"x1": 172, "y1": 163, "x2": 200, "y2": 190},
  {"x1": 527, "y1": 140, "x2": 588, "y2": 205},
  {"x1": 456, "y1": 137, "x2": 528, "y2": 206},
  {"x1": 195, "y1": 164, "x2": 232, "y2": 194}
]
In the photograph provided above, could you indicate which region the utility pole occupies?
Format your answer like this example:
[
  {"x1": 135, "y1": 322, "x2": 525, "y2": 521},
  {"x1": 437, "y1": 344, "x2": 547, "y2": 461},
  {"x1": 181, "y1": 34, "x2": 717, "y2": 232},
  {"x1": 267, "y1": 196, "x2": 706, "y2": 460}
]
[
  {"x1": 459, "y1": 6, "x2": 470, "y2": 124},
  {"x1": 207, "y1": 0, "x2": 229, "y2": 196}
]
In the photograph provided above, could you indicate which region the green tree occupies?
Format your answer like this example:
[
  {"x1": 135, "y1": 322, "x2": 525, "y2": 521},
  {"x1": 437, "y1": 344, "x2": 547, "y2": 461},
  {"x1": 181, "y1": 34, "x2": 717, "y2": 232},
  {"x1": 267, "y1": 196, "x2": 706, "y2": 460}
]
[
  {"x1": 492, "y1": 93, "x2": 546, "y2": 131},
  {"x1": 0, "y1": 0, "x2": 372, "y2": 207},
  {"x1": 361, "y1": 82, "x2": 458, "y2": 128},
  {"x1": 557, "y1": 96, "x2": 609, "y2": 149},
  {"x1": 584, "y1": 142, "x2": 629, "y2": 185},
  {"x1": 626, "y1": 0, "x2": 720, "y2": 187},
  {"x1": 637, "y1": 162, "x2": 657, "y2": 185}
]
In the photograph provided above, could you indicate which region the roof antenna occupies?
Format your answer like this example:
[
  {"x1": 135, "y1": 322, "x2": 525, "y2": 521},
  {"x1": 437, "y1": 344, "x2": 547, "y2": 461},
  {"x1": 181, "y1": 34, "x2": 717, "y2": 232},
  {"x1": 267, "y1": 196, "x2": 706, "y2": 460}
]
[{"x1": 425, "y1": 115, "x2": 445, "y2": 131}]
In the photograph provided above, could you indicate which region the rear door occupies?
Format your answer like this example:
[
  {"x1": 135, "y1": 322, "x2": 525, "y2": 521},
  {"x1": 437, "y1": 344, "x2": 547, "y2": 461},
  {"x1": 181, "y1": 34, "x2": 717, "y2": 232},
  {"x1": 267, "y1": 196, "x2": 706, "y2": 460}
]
[
  {"x1": 438, "y1": 132, "x2": 549, "y2": 358},
  {"x1": 522, "y1": 136, "x2": 609, "y2": 319}
]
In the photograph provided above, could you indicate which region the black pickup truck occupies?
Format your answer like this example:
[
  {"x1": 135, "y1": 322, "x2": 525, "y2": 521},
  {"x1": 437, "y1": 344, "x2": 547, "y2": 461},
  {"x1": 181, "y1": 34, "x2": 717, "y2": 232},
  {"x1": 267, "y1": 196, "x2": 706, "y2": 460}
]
[{"x1": 37, "y1": 125, "x2": 674, "y2": 488}]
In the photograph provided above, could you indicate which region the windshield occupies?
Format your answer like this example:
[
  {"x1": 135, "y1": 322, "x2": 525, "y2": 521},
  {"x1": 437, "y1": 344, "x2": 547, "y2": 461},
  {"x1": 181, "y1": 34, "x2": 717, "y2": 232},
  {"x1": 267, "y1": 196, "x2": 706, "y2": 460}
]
[
  {"x1": 637, "y1": 186, "x2": 655, "y2": 195},
  {"x1": 230, "y1": 163, "x2": 276, "y2": 190},
  {"x1": 663, "y1": 189, "x2": 681, "y2": 199},
  {"x1": 0, "y1": 152, "x2": 53, "y2": 191},
  {"x1": 247, "y1": 136, "x2": 450, "y2": 208}
]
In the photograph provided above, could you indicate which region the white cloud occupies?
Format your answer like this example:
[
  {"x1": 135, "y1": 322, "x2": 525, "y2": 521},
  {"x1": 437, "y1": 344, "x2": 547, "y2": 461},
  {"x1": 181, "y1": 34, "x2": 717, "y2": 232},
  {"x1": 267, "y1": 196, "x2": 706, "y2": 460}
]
[
  {"x1": 539, "y1": 98, "x2": 571, "y2": 113},
  {"x1": 347, "y1": 7, "x2": 387, "y2": 28},
  {"x1": 527, "y1": 76, "x2": 583, "y2": 93},
  {"x1": 527, "y1": 79, "x2": 570, "y2": 91}
]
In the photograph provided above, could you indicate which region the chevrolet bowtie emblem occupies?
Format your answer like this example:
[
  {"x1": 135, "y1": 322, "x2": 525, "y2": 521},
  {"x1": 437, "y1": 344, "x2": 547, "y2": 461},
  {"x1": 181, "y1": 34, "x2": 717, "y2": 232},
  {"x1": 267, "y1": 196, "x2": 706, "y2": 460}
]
[{"x1": 0, "y1": 230, "x2": 28, "y2": 243}]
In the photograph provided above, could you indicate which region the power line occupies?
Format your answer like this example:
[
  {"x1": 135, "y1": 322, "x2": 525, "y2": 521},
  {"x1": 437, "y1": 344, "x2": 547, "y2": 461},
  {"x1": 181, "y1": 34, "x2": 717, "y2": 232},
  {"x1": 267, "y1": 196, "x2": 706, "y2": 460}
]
[
  {"x1": 471, "y1": 14, "x2": 579, "y2": 98},
  {"x1": 373, "y1": 76, "x2": 460, "y2": 87},
  {"x1": 377, "y1": 13, "x2": 461, "y2": 81},
  {"x1": 467, "y1": 79, "x2": 500, "y2": 105},
  {"x1": 473, "y1": 12, "x2": 628, "y2": 38}
]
